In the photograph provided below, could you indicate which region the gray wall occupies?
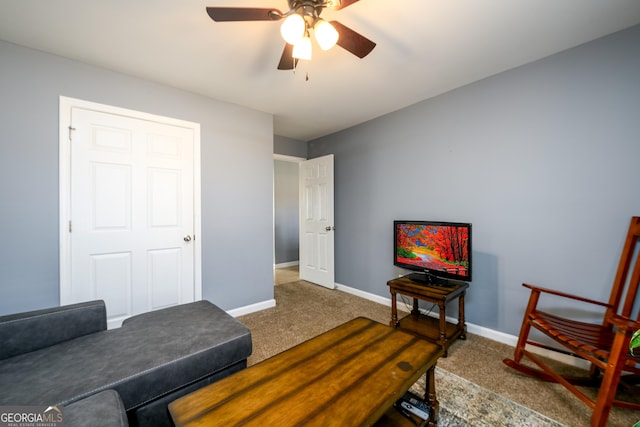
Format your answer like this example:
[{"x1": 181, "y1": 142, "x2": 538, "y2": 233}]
[
  {"x1": 308, "y1": 25, "x2": 640, "y2": 335},
  {"x1": 274, "y1": 135, "x2": 308, "y2": 158},
  {"x1": 0, "y1": 41, "x2": 274, "y2": 315},
  {"x1": 274, "y1": 160, "x2": 299, "y2": 264}
]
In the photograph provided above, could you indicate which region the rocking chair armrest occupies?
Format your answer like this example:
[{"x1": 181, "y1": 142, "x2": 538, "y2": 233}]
[
  {"x1": 522, "y1": 283, "x2": 612, "y2": 308},
  {"x1": 607, "y1": 314, "x2": 640, "y2": 332}
]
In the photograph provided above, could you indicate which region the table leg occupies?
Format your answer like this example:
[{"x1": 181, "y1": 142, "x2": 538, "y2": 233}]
[
  {"x1": 424, "y1": 366, "x2": 439, "y2": 427},
  {"x1": 438, "y1": 301, "x2": 448, "y2": 357},
  {"x1": 390, "y1": 288, "x2": 398, "y2": 327},
  {"x1": 411, "y1": 298, "x2": 420, "y2": 316},
  {"x1": 459, "y1": 291, "x2": 467, "y2": 340}
]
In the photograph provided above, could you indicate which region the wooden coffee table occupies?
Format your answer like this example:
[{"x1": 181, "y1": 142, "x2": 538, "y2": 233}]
[{"x1": 169, "y1": 317, "x2": 443, "y2": 427}]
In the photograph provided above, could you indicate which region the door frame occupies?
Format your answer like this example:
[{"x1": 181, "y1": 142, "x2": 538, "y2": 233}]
[
  {"x1": 273, "y1": 154, "x2": 305, "y2": 271},
  {"x1": 59, "y1": 96, "x2": 202, "y2": 305}
]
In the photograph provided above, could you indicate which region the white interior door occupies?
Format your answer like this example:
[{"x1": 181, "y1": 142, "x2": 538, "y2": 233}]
[
  {"x1": 60, "y1": 99, "x2": 201, "y2": 328},
  {"x1": 299, "y1": 155, "x2": 335, "y2": 289}
]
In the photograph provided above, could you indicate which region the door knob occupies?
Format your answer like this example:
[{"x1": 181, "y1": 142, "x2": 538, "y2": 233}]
[
  {"x1": 184, "y1": 235, "x2": 192, "y2": 242},
  {"x1": 325, "y1": 226, "x2": 335, "y2": 231}
]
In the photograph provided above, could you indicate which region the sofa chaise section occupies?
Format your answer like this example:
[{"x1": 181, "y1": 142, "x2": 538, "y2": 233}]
[{"x1": 0, "y1": 299, "x2": 252, "y2": 426}]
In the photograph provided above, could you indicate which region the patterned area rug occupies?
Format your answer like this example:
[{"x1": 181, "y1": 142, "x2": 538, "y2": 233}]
[{"x1": 410, "y1": 368, "x2": 566, "y2": 427}]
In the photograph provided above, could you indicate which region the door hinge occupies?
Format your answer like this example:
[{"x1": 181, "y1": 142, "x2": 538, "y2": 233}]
[
  {"x1": 69, "y1": 221, "x2": 72, "y2": 233},
  {"x1": 68, "y1": 126, "x2": 76, "y2": 141}
]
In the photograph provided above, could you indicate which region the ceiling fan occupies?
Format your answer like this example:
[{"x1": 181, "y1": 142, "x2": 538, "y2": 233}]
[{"x1": 206, "y1": 0, "x2": 376, "y2": 70}]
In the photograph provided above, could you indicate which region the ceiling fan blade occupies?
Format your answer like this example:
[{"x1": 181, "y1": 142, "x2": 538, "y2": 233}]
[
  {"x1": 330, "y1": 21, "x2": 376, "y2": 58},
  {"x1": 206, "y1": 7, "x2": 282, "y2": 22},
  {"x1": 333, "y1": 0, "x2": 361, "y2": 10},
  {"x1": 277, "y1": 44, "x2": 299, "y2": 70}
]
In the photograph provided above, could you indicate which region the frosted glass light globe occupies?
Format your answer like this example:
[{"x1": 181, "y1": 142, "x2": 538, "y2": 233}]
[
  {"x1": 280, "y1": 14, "x2": 305, "y2": 45},
  {"x1": 292, "y1": 35, "x2": 312, "y2": 60},
  {"x1": 314, "y1": 19, "x2": 339, "y2": 51}
]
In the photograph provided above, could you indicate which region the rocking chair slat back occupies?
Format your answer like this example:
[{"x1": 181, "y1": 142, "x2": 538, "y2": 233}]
[{"x1": 609, "y1": 216, "x2": 640, "y2": 320}]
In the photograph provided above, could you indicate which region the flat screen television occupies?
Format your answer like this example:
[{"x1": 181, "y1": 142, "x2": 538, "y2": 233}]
[{"x1": 394, "y1": 220, "x2": 472, "y2": 285}]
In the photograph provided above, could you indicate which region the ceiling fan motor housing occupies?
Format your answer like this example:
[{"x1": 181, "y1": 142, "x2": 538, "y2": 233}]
[
  {"x1": 287, "y1": 1, "x2": 326, "y2": 20},
  {"x1": 288, "y1": 0, "x2": 341, "y2": 9}
]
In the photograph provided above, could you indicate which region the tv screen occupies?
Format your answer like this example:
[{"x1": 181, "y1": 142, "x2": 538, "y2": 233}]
[{"x1": 394, "y1": 220, "x2": 472, "y2": 283}]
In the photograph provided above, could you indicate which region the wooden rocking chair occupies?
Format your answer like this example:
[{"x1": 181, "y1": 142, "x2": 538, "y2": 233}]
[{"x1": 503, "y1": 216, "x2": 640, "y2": 427}]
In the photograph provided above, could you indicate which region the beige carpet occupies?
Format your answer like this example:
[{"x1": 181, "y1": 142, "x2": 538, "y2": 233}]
[{"x1": 237, "y1": 267, "x2": 639, "y2": 427}]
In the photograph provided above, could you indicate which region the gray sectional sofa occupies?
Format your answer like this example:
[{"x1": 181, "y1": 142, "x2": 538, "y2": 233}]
[{"x1": 0, "y1": 299, "x2": 252, "y2": 426}]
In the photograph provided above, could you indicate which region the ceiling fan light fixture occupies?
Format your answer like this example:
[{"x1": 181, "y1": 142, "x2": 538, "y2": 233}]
[
  {"x1": 280, "y1": 13, "x2": 305, "y2": 45},
  {"x1": 205, "y1": 2, "x2": 376, "y2": 70},
  {"x1": 292, "y1": 34, "x2": 312, "y2": 60},
  {"x1": 314, "y1": 19, "x2": 339, "y2": 51}
]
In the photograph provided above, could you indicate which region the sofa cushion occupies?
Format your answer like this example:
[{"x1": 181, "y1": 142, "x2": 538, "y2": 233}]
[
  {"x1": 0, "y1": 300, "x2": 251, "y2": 411},
  {"x1": 0, "y1": 300, "x2": 107, "y2": 361},
  {"x1": 64, "y1": 389, "x2": 128, "y2": 427}
]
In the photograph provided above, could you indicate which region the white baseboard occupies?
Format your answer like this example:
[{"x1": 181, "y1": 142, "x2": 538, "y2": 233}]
[
  {"x1": 335, "y1": 282, "x2": 590, "y2": 370},
  {"x1": 227, "y1": 282, "x2": 589, "y2": 371},
  {"x1": 274, "y1": 261, "x2": 299, "y2": 269},
  {"x1": 335, "y1": 282, "x2": 395, "y2": 307},
  {"x1": 227, "y1": 298, "x2": 276, "y2": 317}
]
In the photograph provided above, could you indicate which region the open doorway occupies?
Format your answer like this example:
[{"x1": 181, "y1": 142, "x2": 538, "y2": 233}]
[{"x1": 274, "y1": 154, "x2": 304, "y2": 284}]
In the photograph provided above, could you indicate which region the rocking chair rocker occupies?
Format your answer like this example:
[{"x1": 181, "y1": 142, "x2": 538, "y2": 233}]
[{"x1": 504, "y1": 216, "x2": 640, "y2": 427}]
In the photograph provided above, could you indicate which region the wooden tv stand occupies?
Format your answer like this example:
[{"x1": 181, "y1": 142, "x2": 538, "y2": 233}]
[{"x1": 388, "y1": 275, "x2": 469, "y2": 357}]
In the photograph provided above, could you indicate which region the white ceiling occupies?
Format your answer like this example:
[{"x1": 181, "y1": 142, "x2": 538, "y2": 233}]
[{"x1": 1, "y1": 1, "x2": 639, "y2": 141}]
